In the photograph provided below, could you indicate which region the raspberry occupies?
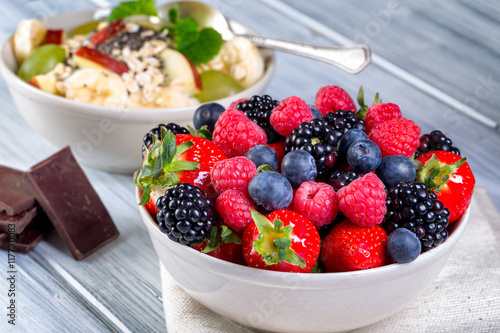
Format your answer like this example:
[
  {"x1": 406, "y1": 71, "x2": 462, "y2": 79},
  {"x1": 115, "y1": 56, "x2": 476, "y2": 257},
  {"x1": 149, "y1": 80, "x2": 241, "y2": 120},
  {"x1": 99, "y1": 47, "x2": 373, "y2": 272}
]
[
  {"x1": 369, "y1": 117, "x2": 421, "y2": 158},
  {"x1": 314, "y1": 85, "x2": 356, "y2": 116},
  {"x1": 365, "y1": 102, "x2": 402, "y2": 133},
  {"x1": 212, "y1": 108, "x2": 267, "y2": 157},
  {"x1": 210, "y1": 156, "x2": 257, "y2": 194},
  {"x1": 337, "y1": 173, "x2": 387, "y2": 227},
  {"x1": 292, "y1": 181, "x2": 338, "y2": 227},
  {"x1": 215, "y1": 190, "x2": 257, "y2": 231},
  {"x1": 270, "y1": 96, "x2": 313, "y2": 137}
]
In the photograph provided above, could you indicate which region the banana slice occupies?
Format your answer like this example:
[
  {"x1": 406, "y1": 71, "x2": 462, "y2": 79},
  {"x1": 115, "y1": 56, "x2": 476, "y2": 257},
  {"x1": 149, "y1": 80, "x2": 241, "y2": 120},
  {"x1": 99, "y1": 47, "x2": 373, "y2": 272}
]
[
  {"x1": 11, "y1": 19, "x2": 47, "y2": 63},
  {"x1": 200, "y1": 36, "x2": 264, "y2": 88},
  {"x1": 126, "y1": 86, "x2": 199, "y2": 108},
  {"x1": 57, "y1": 68, "x2": 128, "y2": 107}
]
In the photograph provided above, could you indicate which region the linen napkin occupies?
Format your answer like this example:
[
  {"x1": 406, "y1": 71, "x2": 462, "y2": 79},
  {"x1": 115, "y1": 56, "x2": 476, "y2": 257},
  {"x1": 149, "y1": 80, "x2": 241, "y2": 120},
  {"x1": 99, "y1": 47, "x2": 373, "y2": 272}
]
[{"x1": 160, "y1": 187, "x2": 500, "y2": 332}]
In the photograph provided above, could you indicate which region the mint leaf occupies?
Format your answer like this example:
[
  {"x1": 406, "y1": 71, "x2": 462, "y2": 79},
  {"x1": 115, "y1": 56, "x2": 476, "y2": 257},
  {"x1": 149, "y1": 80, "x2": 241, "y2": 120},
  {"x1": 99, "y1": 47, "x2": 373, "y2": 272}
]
[
  {"x1": 108, "y1": 0, "x2": 158, "y2": 22},
  {"x1": 168, "y1": 5, "x2": 180, "y2": 25},
  {"x1": 177, "y1": 27, "x2": 223, "y2": 65}
]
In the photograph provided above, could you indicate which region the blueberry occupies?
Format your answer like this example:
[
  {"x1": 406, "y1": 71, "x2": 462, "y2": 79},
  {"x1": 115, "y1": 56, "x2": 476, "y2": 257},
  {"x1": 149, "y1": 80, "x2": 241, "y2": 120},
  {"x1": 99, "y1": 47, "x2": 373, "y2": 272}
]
[
  {"x1": 281, "y1": 150, "x2": 317, "y2": 188},
  {"x1": 309, "y1": 105, "x2": 323, "y2": 119},
  {"x1": 193, "y1": 103, "x2": 225, "y2": 132},
  {"x1": 248, "y1": 171, "x2": 293, "y2": 211},
  {"x1": 337, "y1": 129, "x2": 369, "y2": 155},
  {"x1": 346, "y1": 139, "x2": 382, "y2": 173},
  {"x1": 376, "y1": 155, "x2": 416, "y2": 188},
  {"x1": 245, "y1": 145, "x2": 279, "y2": 171},
  {"x1": 387, "y1": 228, "x2": 422, "y2": 263}
]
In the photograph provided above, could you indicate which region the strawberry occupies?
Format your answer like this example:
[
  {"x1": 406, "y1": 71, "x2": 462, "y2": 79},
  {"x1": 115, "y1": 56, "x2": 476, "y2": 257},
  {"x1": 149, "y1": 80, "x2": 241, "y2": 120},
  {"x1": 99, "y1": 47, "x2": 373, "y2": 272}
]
[
  {"x1": 266, "y1": 141, "x2": 286, "y2": 171},
  {"x1": 134, "y1": 130, "x2": 226, "y2": 216},
  {"x1": 242, "y1": 209, "x2": 320, "y2": 273},
  {"x1": 321, "y1": 219, "x2": 390, "y2": 272},
  {"x1": 192, "y1": 225, "x2": 245, "y2": 265},
  {"x1": 415, "y1": 151, "x2": 475, "y2": 223},
  {"x1": 314, "y1": 85, "x2": 356, "y2": 116}
]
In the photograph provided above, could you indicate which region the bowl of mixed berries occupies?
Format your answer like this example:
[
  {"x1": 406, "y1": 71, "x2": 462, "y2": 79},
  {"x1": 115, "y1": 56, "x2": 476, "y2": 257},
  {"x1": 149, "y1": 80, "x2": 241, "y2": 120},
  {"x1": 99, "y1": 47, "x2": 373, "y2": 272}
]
[{"x1": 135, "y1": 85, "x2": 475, "y2": 333}]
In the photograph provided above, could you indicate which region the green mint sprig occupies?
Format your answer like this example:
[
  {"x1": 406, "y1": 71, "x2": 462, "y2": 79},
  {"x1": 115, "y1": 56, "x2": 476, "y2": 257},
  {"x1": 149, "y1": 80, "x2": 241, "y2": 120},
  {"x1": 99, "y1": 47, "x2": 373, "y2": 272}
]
[{"x1": 107, "y1": 0, "x2": 158, "y2": 22}]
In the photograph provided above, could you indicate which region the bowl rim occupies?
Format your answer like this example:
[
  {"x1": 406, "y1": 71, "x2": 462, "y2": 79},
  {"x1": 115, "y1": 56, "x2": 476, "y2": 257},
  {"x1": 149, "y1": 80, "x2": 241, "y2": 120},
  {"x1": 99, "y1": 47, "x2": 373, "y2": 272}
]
[
  {"x1": 136, "y1": 187, "x2": 471, "y2": 288},
  {"x1": 0, "y1": 7, "x2": 276, "y2": 122}
]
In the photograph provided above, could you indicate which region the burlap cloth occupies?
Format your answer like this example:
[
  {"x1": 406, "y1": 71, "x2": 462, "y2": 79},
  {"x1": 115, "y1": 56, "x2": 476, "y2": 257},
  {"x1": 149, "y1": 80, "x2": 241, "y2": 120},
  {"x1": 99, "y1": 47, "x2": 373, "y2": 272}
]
[{"x1": 160, "y1": 187, "x2": 500, "y2": 332}]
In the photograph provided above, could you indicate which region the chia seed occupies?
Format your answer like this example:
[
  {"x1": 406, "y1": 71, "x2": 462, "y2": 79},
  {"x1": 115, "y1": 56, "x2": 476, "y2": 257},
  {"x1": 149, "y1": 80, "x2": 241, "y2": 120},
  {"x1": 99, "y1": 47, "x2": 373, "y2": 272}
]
[{"x1": 96, "y1": 26, "x2": 168, "y2": 55}]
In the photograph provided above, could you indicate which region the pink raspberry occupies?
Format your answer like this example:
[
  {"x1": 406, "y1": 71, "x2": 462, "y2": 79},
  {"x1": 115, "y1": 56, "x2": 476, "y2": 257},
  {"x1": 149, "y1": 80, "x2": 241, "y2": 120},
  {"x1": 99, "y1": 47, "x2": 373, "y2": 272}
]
[
  {"x1": 365, "y1": 102, "x2": 402, "y2": 133},
  {"x1": 212, "y1": 108, "x2": 267, "y2": 157},
  {"x1": 270, "y1": 96, "x2": 313, "y2": 137},
  {"x1": 292, "y1": 181, "x2": 338, "y2": 227},
  {"x1": 210, "y1": 156, "x2": 257, "y2": 194},
  {"x1": 215, "y1": 190, "x2": 257, "y2": 231},
  {"x1": 369, "y1": 117, "x2": 421, "y2": 158},
  {"x1": 228, "y1": 98, "x2": 249, "y2": 109},
  {"x1": 337, "y1": 173, "x2": 386, "y2": 227},
  {"x1": 314, "y1": 85, "x2": 356, "y2": 116}
]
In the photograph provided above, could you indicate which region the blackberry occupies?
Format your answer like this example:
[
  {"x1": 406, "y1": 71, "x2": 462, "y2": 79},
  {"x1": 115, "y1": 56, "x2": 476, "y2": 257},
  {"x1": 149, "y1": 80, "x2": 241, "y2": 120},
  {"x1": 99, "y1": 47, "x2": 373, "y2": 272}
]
[
  {"x1": 141, "y1": 123, "x2": 189, "y2": 156},
  {"x1": 329, "y1": 170, "x2": 362, "y2": 191},
  {"x1": 236, "y1": 94, "x2": 281, "y2": 143},
  {"x1": 322, "y1": 110, "x2": 366, "y2": 135},
  {"x1": 414, "y1": 130, "x2": 461, "y2": 159},
  {"x1": 156, "y1": 183, "x2": 213, "y2": 245},
  {"x1": 384, "y1": 182, "x2": 450, "y2": 252},
  {"x1": 285, "y1": 118, "x2": 339, "y2": 180}
]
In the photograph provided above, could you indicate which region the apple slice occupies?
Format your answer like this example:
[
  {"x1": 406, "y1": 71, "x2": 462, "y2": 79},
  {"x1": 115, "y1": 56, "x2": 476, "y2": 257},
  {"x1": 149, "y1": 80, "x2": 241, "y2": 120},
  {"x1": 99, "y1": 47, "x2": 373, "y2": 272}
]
[
  {"x1": 44, "y1": 29, "x2": 65, "y2": 45},
  {"x1": 160, "y1": 48, "x2": 203, "y2": 95},
  {"x1": 74, "y1": 46, "x2": 129, "y2": 75},
  {"x1": 89, "y1": 19, "x2": 125, "y2": 48},
  {"x1": 29, "y1": 73, "x2": 60, "y2": 95}
]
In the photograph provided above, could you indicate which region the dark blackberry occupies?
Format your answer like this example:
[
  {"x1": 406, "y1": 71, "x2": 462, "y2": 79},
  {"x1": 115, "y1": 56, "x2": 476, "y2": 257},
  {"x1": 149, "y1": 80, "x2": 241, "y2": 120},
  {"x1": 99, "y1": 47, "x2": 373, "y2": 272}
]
[
  {"x1": 322, "y1": 110, "x2": 366, "y2": 135},
  {"x1": 236, "y1": 94, "x2": 281, "y2": 143},
  {"x1": 329, "y1": 170, "x2": 363, "y2": 191},
  {"x1": 142, "y1": 123, "x2": 189, "y2": 156},
  {"x1": 156, "y1": 183, "x2": 213, "y2": 245},
  {"x1": 284, "y1": 118, "x2": 339, "y2": 180},
  {"x1": 384, "y1": 181, "x2": 450, "y2": 252},
  {"x1": 414, "y1": 130, "x2": 461, "y2": 159}
]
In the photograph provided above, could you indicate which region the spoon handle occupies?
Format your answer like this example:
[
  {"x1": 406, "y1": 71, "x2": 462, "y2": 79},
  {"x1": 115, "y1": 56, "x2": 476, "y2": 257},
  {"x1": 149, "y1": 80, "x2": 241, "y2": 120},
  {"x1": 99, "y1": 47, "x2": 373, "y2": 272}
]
[{"x1": 239, "y1": 34, "x2": 371, "y2": 74}]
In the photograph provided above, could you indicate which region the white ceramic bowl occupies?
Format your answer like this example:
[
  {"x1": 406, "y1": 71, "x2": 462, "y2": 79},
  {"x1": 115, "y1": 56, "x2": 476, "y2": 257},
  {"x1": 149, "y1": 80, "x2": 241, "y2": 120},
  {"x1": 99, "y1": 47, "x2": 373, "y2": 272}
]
[
  {"x1": 137, "y1": 187, "x2": 471, "y2": 333},
  {"x1": 0, "y1": 9, "x2": 275, "y2": 173}
]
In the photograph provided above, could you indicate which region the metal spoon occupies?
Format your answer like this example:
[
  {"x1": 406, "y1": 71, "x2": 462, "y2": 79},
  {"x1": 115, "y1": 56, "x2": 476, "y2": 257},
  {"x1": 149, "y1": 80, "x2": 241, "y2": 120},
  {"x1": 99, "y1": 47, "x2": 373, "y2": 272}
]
[{"x1": 156, "y1": 1, "x2": 371, "y2": 74}]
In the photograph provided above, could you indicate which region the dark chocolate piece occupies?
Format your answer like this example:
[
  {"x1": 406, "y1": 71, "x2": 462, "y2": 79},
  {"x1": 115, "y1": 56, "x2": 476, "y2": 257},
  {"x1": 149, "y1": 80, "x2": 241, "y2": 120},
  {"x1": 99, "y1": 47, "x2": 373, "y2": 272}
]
[
  {"x1": 0, "y1": 206, "x2": 38, "y2": 234},
  {"x1": 23, "y1": 147, "x2": 119, "y2": 260},
  {"x1": 0, "y1": 166, "x2": 36, "y2": 215},
  {"x1": 0, "y1": 214, "x2": 53, "y2": 254}
]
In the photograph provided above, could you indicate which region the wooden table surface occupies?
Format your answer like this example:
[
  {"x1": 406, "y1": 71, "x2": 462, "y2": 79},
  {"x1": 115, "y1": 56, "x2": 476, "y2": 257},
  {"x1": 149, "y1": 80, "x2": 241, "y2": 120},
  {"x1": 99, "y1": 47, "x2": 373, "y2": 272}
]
[{"x1": 1, "y1": 0, "x2": 499, "y2": 332}]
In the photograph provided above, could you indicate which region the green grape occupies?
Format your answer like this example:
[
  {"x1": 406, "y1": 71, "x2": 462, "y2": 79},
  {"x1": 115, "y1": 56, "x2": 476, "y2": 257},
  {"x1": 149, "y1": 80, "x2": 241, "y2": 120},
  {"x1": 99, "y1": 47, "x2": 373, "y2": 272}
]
[
  {"x1": 67, "y1": 21, "x2": 101, "y2": 38},
  {"x1": 17, "y1": 44, "x2": 66, "y2": 82},
  {"x1": 195, "y1": 70, "x2": 244, "y2": 103}
]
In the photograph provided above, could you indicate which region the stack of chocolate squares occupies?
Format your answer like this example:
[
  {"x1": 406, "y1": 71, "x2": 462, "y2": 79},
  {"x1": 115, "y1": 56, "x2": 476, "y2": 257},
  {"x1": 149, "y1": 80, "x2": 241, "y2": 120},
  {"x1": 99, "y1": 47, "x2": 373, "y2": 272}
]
[{"x1": 0, "y1": 147, "x2": 119, "y2": 260}]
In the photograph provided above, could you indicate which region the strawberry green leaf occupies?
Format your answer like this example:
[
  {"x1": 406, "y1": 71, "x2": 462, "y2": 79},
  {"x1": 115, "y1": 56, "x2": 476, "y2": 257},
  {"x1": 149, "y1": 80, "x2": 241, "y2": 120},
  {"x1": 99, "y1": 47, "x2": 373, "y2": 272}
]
[
  {"x1": 167, "y1": 160, "x2": 200, "y2": 172},
  {"x1": 250, "y1": 210, "x2": 306, "y2": 268},
  {"x1": 416, "y1": 154, "x2": 467, "y2": 193},
  {"x1": 138, "y1": 184, "x2": 152, "y2": 205}
]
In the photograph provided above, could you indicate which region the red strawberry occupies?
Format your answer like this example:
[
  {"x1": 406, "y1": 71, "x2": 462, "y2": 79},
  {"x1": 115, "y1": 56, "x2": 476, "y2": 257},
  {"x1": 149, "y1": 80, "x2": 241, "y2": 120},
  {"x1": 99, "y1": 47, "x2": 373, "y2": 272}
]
[
  {"x1": 242, "y1": 209, "x2": 320, "y2": 273},
  {"x1": 321, "y1": 219, "x2": 390, "y2": 272},
  {"x1": 314, "y1": 85, "x2": 356, "y2": 116},
  {"x1": 416, "y1": 151, "x2": 475, "y2": 223},
  {"x1": 134, "y1": 131, "x2": 227, "y2": 216},
  {"x1": 292, "y1": 181, "x2": 339, "y2": 227},
  {"x1": 369, "y1": 117, "x2": 421, "y2": 158},
  {"x1": 192, "y1": 225, "x2": 245, "y2": 265},
  {"x1": 337, "y1": 173, "x2": 386, "y2": 227},
  {"x1": 212, "y1": 108, "x2": 267, "y2": 157},
  {"x1": 270, "y1": 96, "x2": 313, "y2": 137},
  {"x1": 210, "y1": 156, "x2": 257, "y2": 194},
  {"x1": 215, "y1": 190, "x2": 257, "y2": 231},
  {"x1": 365, "y1": 103, "x2": 402, "y2": 133}
]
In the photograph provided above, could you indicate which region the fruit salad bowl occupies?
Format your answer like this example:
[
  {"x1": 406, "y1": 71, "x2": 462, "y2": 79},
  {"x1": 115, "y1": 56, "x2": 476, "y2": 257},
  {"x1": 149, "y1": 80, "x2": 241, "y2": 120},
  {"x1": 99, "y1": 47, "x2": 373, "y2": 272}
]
[
  {"x1": 137, "y1": 185, "x2": 471, "y2": 333},
  {"x1": 0, "y1": 8, "x2": 275, "y2": 173}
]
